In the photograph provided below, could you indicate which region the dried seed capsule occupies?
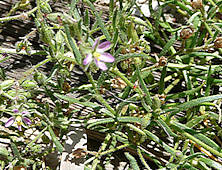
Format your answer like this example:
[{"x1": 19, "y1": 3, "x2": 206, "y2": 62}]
[
  {"x1": 214, "y1": 37, "x2": 222, "y2": 48},
  {"x1": 216, "y1": 12, "x2": 222, "y2": 20},
  {"x1": 191, "y1": 0, "x2": 203, "y2": 9},
  {"x1": 180, "y1": 27, "x2": 193, "y2": 39},
  {"x1": 158, "y1": 56, "x2": 167, "y2": 66}
]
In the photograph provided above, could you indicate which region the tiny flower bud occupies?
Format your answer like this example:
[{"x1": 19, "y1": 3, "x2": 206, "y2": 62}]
[
  {"x1": 214, "y1": 37, "x2": 222, "y2": 48},
  {"x1": 13, "y1": 109, "x2": 19, "y2": 113},
  {"x1": 180, "y1": 27, "x2": 194, "y2": 39},
  {"x1": 191, "y1": 0, "x2": 203, "y2": 9},
  {"x1": 19, "y1": 13, "x2": 29, "y2": 21}
]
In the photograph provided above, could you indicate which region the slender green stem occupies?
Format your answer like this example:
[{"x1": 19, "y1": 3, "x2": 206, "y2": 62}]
[
  {"x1": 111, "y1": 67, "x2": 144, "y2": 96},
  {"x1": 208, "y1": 0, "x2": 216, "y2": 6},
  {"x1": 95, "y1": 94, "x2": 116, "y2": 117},
  {"x1": 92, "y1": 134, "x2": 112, "y2": 170},
  {"x1": 26, "y1": 127, "x2": 48, "y2": 149},
  {"x1": 19, "y1": 58, "x2": 52, "y2": 83},
  {"x1": 137, "y1": 147, "x2": 151, "y2": 170},
  {"x1": 0, "y1": 7, "x2": 38, "y2": 22},
  {"x1": 86, "y1": 71, "x2": 116, "y2": 116},
  {"x1": 164, "y1": 76, "x2": 182, "y2": 94},
  {"x1": 204, "y1": 22, "x2": 214, "y2": 37},
  {"x1": 183, "y1": 132, "x2": 222, "y2": 158},
  {"x1": 100, "y1": 143, "x2": 130, "y2": 156},
  {"x1": 85, "y1": 71, "x2": 98, "y2": 92}
]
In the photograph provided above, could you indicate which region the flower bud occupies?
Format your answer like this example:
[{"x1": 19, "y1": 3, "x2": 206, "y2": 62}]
[
  {"x1": 191, "y1": 0, "x2": 203, "y2": 9},
  {"x1": 19, "y1": 13, "x2": 29, "y2": 21},
  {"x1": 180, "y1": 27, "x2": 193, "y2": 39},
  {"x1": 34, "y1": 71, "x2": 46, "y2": 86},
  {"x1": 214, "y1": 37, "x2": 222, "y2": 48}
]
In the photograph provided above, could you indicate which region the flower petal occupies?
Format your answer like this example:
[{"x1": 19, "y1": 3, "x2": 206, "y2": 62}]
[
  {"x1": 83, "y1": 53, "x2": 93, "y2": 65},
  {"x1": 94, "y1": 59, "x2": 108, "y2": 71},
  {"x1": 99, "y1": 53, "x2": 115, "y2": 63},
  {"x1": 22, "y1": 111, "x2": 29, "y2": 116},
  {"x1": 92, "y1": 38, "x2": 100, "y2": 50},
  {"x1": 13, "y1": 109, "x2": 19, "y2": 113},
  {"x1": 97, "y1": 41, "x2": 111, "y2": 52},
  {"x1": 18, "y1": 125, "x2": 22, "y2": 131},
  {"x1": 23, "y1": 117, "x2": 32, "y2": 125},
  {"x1": 5, "y1": 117, "x2": 15, "y2": 127}
]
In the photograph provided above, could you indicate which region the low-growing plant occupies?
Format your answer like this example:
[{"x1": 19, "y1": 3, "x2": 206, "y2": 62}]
[{"x1": 1, "y1": 0, "x2": 222, "y2": 169}]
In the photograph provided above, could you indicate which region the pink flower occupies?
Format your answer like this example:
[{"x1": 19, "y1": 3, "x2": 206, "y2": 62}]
[
  {"x1": 83, "y1": 39, "x2": 115, "y2": 71},
  {"x1": 5, "y1": 110, "x2": 32, "y2": 131}
]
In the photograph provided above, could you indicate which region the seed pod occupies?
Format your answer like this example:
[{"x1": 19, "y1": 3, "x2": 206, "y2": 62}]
[
  {"x1": 216, "y1": 12, "x2": 222, "y2": 20},
  {"x1": 180, "y1": 27, "x2": 194, "y2": 39},
  {"x1": 111, "y1": 77, "x2": 127, "y2": 89},
  {"x1": 13, "y1": 166, "x2": 27, "y2": 170},
  {"x1": 158, "y1": 56, "x2": 167, "y2": 66},
  {"x1": 62, "y1": 81, "x2": 71, "y2": 93},
  {"x1": 191, "y1": 0, "x2": 203, "y2": 9},
  {"x1": 214, "y1": 37, "x2": 222, "y2": 48}
]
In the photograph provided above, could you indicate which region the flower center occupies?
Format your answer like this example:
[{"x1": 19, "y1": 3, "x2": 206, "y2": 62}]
[
  {"x1": 15, "y1": 116, "x2": 22, "y2": 126},
  {"x1": 93, "y1": 52, "x2": 101, "y2": 61}
]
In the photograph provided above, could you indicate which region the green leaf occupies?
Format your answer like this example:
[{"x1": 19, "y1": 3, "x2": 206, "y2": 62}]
[
  {"x1": 172, "y1": 121, "x2": 222, "y2": 158},
  {"x1": 136, "y1": 67, "x2": 152, "y2": 106},
  {"x1": 182, "y1": 163, "x2": 199, "y2": 170},
  {"x1": 157, "y1": 119, "x2": 178, "y2": 137},
  {"x1": 126, "y1": 123, "x2": 146, "y2": 137},
  {"x1": 0, "y1": 80, "x2": 14, "y2": 90},
  {"x1": 48, "y1": 126, "x2": 63, "y2": 152},
  {"x1": 144, "y1": 129, "x2": 178, "y2": 156},
  {"x1": 193, "y1": 133, "x2": 221, "y2": 152},
  {"x1": 54, "y1": 93, "x2": 101, "y2": 109},
  {"x1": 84, "y1": 0, "x2": 111, "y2": 40},
  {"x1": 199, "y1": 157, "x2": 222, "y2": 170},
  {"x1": 11, "y1": 142, "x2": 22, "y2": 160},
  {"x1": 181, "y1": 52, "x2": 222, "y2": 59},
  {"x1": 167, "y1": 94, "x2": 222, "y2": 117},
  {"x1": 125, "y1": 152, "x2": 140, "y2": 170},
  {"x1": 186, "y1": 114, "x2": 208, "y2": 128},
  {"x1": 87, "y1": 116, "x2": 142, "y2": 129},
  {"x1": 184, "y1": 152, "x2": 204, "y2": 161},
  {"x1": 87, "y1": 118, "x2": 114, "y2": 129},
  {"x1": 118, "y1": 117, "x2": 142, "y2": 124},
  {"x1": 166, "y1": 83, "x2": 204, "y2": 100},
  {"x1": 64, "y1": 25, "x2": 82, "y2": 65},
  {"x1": 158, "y1": 34, "x2": 176, "y2": 57},
  {"x1": 115, "y1": 53, "x2": 149, "y2": 64}
]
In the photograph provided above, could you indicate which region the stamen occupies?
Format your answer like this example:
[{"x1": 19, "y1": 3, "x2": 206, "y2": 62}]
[{"x1": 93, "y1": 52, "x2": 101, "y2": 61}]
